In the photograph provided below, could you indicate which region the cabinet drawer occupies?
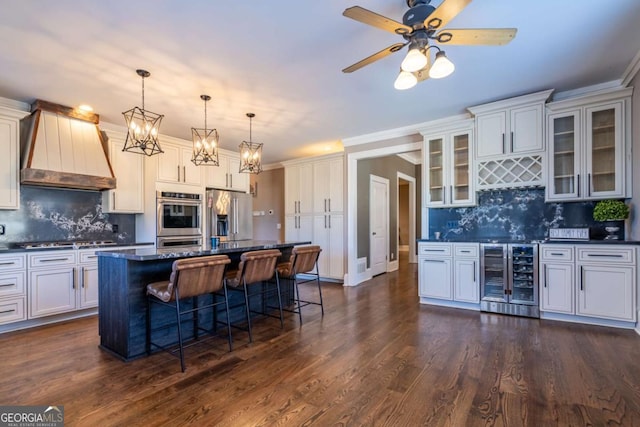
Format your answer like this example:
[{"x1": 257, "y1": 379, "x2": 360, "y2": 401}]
[
  {"x1": 577, "y1": 247, "x2": 635, "y2": 264},
  {"x1": 79, "y1": 250, "x2": 101, "y2": 264},
  {"x1": 418, "y1": 243, "x2": 452, "y2": 257},
  {"x1": 0, "y1": 254, "x2": 26, "y2": 272},
  {"x1": 540, "y1": 245, "x2": 574, "y2": 262},
  {"x1": 0, "y1": 297, "x2": 26, "y2": 325},
  {"x1": 454, "y1": 244, "x2": 479, "y2": 258},
  {"x1": 0, "y1": 272, "x2": 25, "y2": 297},
  {"x1": 28, "y1": 251, "x2": 76, "y2": 268}
]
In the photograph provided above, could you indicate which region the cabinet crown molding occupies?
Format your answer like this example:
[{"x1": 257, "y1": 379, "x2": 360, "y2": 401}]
[
  {"x1": 546, "y1": 86, "x2": 633, "y2": 111},
  {"x1": 280, "y1": 152, "x2": 344, "y2": 167},
  {"x1": 467, "y1": 89, "x2": 554, "y2": 115},
  {"x1": 417, "y1": 116, "x2": 474, "y2": 136}
]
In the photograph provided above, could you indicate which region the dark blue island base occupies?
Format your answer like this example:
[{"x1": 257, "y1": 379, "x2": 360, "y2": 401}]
[{"x1": 97, "y1": 240, "x2": 309, "y2": 361}]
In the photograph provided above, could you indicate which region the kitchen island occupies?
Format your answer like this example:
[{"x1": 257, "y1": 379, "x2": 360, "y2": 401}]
[{"x1": 97, "y1": 240, "x2": 310, "y2": 361}]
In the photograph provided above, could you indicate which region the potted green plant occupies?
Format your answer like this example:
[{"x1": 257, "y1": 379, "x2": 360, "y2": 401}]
[{"x1": 593, "y1": 199, "x2": 629, "y2": 240}]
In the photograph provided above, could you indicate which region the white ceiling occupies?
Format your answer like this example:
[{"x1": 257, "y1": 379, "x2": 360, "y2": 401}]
[{"x1": 1, "y1": 1, "x2": 639, "y2": 165}]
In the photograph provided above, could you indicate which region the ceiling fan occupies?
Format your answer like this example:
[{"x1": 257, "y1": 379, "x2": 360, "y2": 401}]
[{"x1": 342, "y1": 0, "x2": 517, "y2": 89}]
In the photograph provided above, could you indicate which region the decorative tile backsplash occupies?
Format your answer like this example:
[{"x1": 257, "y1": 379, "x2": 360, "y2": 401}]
[
  {"x1": 0, "y1": 187, "x2": 135, "y2": 244},
  {"x1": 429, "y1": 188, "x2": 601, "y2": 241}
]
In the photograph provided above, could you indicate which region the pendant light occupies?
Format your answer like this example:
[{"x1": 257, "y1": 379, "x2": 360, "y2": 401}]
[
  {"x1": 122, "y1": 69, "x2": 164, "y2": 156},
  {"x1": 238, "y1": 113, "x2": 263, "y2": 174},
  {"x1": 191, "y1": 95, "x2": 219, "y2": 166}
]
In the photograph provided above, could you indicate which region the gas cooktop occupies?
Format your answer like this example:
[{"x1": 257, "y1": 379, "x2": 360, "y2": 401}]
[{"x1": 17, "y1": 240, "x2": 117, "y2": 249}]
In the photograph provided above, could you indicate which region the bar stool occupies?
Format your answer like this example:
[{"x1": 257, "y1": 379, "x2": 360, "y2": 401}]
[
  {"x1": 146, "y1": 255, "x2": 231, "y2": 372},
  {"x1": 225, "y1": 249, "x2": 283, "y2": 343},
  {"x1": 276, "y1": 245, "x2": 323, "y2": 324}
]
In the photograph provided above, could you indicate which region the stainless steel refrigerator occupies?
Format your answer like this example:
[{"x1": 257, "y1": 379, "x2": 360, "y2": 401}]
[{"x1": 206, "y1": 189, "x2": 253, "y2": 241}]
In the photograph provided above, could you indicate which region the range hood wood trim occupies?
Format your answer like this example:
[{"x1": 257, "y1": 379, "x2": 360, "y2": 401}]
[
  {"x1": 21, "y1": 168, "x2": 116, "y2": 191},
  {"x1": 31, "y1": 99, "x2": 99, "y2": 124}
]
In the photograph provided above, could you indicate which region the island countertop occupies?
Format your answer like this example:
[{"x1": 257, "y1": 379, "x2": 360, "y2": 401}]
[{"x1": 97, "y1": 240, "x2": 311, "y2": 261}]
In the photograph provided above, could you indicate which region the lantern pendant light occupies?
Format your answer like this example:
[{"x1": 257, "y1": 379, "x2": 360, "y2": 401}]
[
  {"x1": 238, "y1": 113, "x2": 263, "y2": 174},
  {"x1": 122, "y1": 69, "x2": 164, "y2": 156},
  {"x1": 191, "y1": 95, "x2": 219, "y2": 166}
]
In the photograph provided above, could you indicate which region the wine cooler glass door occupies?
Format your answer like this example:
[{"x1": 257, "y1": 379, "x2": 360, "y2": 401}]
[{"x1": 481, "y1": 245, "x2": 507, "y2": 302}]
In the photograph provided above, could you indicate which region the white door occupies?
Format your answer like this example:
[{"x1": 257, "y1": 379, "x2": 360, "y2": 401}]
[{"x1": 370, "y1": 175, "x2": 388, "y2": 276}]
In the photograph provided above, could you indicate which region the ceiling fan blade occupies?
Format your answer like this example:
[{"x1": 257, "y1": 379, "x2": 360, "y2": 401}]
[
  {"x1": 424, "y1": 0, "x2": 472, "y2": 30},
  {"x1": 342, "y1": 43, "x2": 406, "y2": 73},
  {"x1": 435, "y1": 28, "x2": 517, "y2": 45},
  {"x1": 343, "y1": 6, "x2": 413, "y2": 35}
]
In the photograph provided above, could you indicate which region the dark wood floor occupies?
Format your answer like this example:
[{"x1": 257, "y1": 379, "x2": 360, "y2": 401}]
[{"x1": 2, "y1": 252, "x2": 640, "y2": 426}]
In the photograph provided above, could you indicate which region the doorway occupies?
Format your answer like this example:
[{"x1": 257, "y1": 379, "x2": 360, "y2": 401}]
[
  {"x1": 397, "y1": 172, "x2": 417, "y2": 264},
  {"x1": 369, "y1": 175, "x2": 389, "y2": 276}
]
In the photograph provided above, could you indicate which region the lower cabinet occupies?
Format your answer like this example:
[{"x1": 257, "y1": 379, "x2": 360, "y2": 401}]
[
  {"x1": 540, "y1": 244, "x2": 636, "y2": 325},
  {"x1": 78, "y1": 249, "x2": 100, "y2": 309},
  {"x1": 0, "y1": 253, "x2": 26, "y2": 325},
  {"x1": 28, "y1": 251, "x2": 77, "y2": 318},
  {"x1": 312, "y1": 214, "x2": 344, "y2": 280},
  {"x1": 418, "y1": 242, "x2": 479, "y2": 308}
]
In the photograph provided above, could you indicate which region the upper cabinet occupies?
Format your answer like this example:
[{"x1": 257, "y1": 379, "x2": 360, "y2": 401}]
[
  {"x1": 312, "y1": 156, "x2": 343, "y2": 214},
  {"x1": 0, "y1": 103, "x2": 29, "y2": 209},
  {"x1": 284, "y1": 162, "x2": 314, "y2": 215},
  {"x1": 204, "y1": 152, "x2": 249, "y2": 193},
  {"x1": 101, "y1": 131, "x2": 144, "y2": 213},
  {"x1": 469, "y1": 90, "x2": 553, "y2": 159},
  {"x1": 421, "y1": 118, "x2": 475, "y2": 208},
  {"x1": 545, "y1": 87, "x2": 632, "y2": 201},
  {"x1": 156, "y1": 139, "x2": 202, "y2": 187}
]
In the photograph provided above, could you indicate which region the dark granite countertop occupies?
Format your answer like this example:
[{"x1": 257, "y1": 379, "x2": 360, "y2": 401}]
[
  {"x1": 97, "y1": 240, "x2": 312, "y2": 261},
  {"x1": 417, "y1": 238, "x2": 640, "y2": 245},
  {"x1": 0, "y1": 242, "x2": 154, "y2": 253}
]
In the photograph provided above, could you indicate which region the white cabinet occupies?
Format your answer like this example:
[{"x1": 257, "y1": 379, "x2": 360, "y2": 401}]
[
  {"x1": 312, "y1": 157, "x2": 343, "y2": 213},
  {"x1": 576, "y1": 246, "x2": 635, "y2": 322},
  {"x1": 78, "y1": 249, "x2": 100, "y2": 309},
  {"x1": 421, "y1": 120, "x2": 475, "y2": 207},
  {"x1": 285, "y1": 215, "x2": 313, "y2": 243},
  {"x1": 205, "y1": 152, "x2": 249, "y2": 193},
  {"x1": 540, "y1": 244, "x2": 636, "y2": 325},
  {"x1": 28, "y1": 251, "x2": 77, "y2": 318},
  {"x1": 284, "y1": 163, "x2": 313, "y2": 215},
  {"x1": 0, "y1": 253, "x2": 26, "y2": 325},
  {"x1": 0, "y1": 105, "x2": 29, "y2": 209},
  {"x1": 546, "y1": 87, "x2": 632, "y2": 201},
  {"x1": 157, "y1": 141, "x2": 202, "y2": 186},
  {"x1": 453, "y1": 244, "x2": 479, "y2": 303},
  {"x1": 468, "y1": 90, "x2": 552, "y2": 159},
  {"x1": 102, "y1": 131, "x2": 145, "y2": 213},
  {"x1": 540, "y1": 245, "x2": 574, "y2": 314},
  {"x1": 418, "y1": 243, "x2": 452, "y2": 300},
  {"x1": 313, "y1": 214, "x2": 344, "y2": 280}
]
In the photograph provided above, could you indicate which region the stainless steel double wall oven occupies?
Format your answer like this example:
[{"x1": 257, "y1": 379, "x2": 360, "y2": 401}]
[{"x1": 156, "y1": 191, "x2": 203, "y2": 250}]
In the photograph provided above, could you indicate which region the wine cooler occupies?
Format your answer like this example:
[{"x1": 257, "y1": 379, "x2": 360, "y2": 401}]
[{"x1": 480, "y1": 243, "x2": 539, "y2": 318}]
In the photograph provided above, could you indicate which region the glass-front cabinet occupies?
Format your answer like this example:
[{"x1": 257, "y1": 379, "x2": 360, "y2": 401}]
[
  {"x1": 546, "y1": 88, "x2": 630, "y2": 201},
  {"x1": 423, "y1": 121, "x2": 475, "y2": 208}
]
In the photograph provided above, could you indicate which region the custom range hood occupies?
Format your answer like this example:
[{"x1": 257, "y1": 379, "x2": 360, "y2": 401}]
[{"x1": 20, "y1": 100, "x2": 116, "y2": 191}]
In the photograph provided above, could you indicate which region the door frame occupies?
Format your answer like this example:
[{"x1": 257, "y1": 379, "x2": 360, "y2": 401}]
[
  {"x1": 369, "y1": 174, "x2": 389, "y2": 276},
  {"x1": 345, "y1": 140, "x2": 422, "y2": 286},
  {"x1": 397, "y1": 172, "x2": 417, "y2": 264}
]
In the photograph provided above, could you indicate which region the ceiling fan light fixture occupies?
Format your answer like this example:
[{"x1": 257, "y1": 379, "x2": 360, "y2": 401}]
[
  {"x1": 429, "y1": 50, "x2": 455, "y2": 79},
  {"x1": 191, "y1": 94, "x2": 219, "y2": 166},
  {"x1": 394, "y1": 69, "x2": 418, "y2": 90},
  {"x1": 400, "y1": 46, "x2": 428, "y2": 73}
]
